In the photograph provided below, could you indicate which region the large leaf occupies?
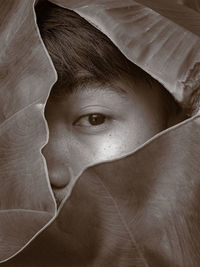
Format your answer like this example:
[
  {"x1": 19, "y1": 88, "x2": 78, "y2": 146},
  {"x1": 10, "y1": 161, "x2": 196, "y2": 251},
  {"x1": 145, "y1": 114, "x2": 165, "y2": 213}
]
[
  {"x1": 2, "y1": 115, "x2": 200, "y2": 266},
  {"x1": 1, "y1": 0, "x2": 200, "y2": 265},
  {"x1": 51, "y1": 0, "x2": 200, "y2": 110},
  {"x1": 0, "y1": 0, "x2": 57, "y2": 261}
]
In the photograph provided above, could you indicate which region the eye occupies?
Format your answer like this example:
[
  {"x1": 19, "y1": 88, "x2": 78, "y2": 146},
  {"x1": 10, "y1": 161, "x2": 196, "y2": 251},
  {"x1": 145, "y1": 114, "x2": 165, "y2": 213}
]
[
  {"x1": 88, "y1": 114, "x2": 106, "y2": 126},
  {"x1": 74, "y1": 113, "x2": 106, "y2": 127}
]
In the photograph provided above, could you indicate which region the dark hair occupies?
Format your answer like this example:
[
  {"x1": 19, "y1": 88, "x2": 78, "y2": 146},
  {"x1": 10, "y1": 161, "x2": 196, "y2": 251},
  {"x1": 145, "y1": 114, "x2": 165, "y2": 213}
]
[
  {"x1": 35, "y1": 2, "x2": 160, "y2": 93},
  {"x1": 35, "y1": 0, "x2": 181, "y2": 119}
]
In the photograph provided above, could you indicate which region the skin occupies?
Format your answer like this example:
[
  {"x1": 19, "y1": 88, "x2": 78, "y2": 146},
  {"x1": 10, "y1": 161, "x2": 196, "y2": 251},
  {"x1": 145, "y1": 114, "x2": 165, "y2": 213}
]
[{"x1": 43, "y1": 76, "x2": 175, "y2": 206}]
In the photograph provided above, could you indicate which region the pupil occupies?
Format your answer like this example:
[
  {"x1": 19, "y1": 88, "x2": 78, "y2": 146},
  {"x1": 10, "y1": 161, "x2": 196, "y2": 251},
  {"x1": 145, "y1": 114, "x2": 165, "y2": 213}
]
[{"x1": 88, "y1": 114, "x2": 105, "y2": 125}]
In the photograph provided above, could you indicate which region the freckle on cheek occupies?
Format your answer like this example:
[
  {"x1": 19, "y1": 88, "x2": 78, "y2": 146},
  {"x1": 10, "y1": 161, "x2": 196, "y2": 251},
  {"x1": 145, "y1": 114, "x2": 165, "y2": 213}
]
[{"x1": 98, "y1": 144, "x2": 123, "y2": 160}]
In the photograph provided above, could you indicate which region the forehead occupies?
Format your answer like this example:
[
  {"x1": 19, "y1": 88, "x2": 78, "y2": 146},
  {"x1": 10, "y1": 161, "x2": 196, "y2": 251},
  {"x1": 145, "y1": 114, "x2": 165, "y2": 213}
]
[{"x1": 47, "y1": 75, "x2": 138, "y2": 103}]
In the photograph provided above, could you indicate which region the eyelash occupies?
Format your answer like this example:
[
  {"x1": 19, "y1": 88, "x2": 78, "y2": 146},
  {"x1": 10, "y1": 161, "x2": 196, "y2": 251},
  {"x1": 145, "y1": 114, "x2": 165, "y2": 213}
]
[{"x1": 73, "y1": 113, "x2": 109, "y2": 127}]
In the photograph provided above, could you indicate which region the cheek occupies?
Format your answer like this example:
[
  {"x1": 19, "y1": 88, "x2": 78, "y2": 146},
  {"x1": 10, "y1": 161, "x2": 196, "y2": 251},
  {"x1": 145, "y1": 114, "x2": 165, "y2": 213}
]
[
  {"x1": 75, "y1": 118, "x2": 166, "y2": 166},
  {"x1": 86, "y1": 135, "x2": 126, "y2": 162},
  {"x1": 76, "y1": 126, "x2": 146, "y2": 165},
  {"x1": 60, "y1": 132, "x2": 128, "y2": 175}
]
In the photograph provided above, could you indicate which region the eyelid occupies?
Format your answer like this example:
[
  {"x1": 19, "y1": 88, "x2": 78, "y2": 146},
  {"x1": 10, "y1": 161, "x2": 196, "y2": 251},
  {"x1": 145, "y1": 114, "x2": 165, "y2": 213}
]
[
  {"x1": 73, "y1": 113, "x2": 110, "y2": 126},
  {"x1": 76, "y1": 105, "x2": 113, "y2": 115}
]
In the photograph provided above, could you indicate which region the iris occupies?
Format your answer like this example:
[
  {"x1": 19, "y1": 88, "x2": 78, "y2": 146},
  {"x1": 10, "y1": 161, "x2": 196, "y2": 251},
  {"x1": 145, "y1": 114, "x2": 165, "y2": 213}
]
[{"x1": 88, "y1": 114, "x2": 106, "y2": 126}]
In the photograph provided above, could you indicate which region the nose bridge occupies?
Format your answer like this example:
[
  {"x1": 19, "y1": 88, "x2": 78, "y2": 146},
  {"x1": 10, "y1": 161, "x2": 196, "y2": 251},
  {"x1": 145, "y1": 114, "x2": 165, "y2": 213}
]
[{"x1": 42, "y1": 127, "x2": 72, "y2": 190}]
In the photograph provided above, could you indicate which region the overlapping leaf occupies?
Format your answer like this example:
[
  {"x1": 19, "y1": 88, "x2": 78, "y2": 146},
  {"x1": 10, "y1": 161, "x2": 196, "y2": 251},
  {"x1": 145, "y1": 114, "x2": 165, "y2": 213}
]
[
  {"x1": 0, "y1": 0, "x2": 56, "y2": 261},
  {"x1": 51, "y1": 0, "x2": 200, "y2": 108},
  {"x1": 2, "y1": 116, "x2": 200, "y2": 266},
  {"x1": 1, "y1": 0, "x2": 200, "y2": 265}
]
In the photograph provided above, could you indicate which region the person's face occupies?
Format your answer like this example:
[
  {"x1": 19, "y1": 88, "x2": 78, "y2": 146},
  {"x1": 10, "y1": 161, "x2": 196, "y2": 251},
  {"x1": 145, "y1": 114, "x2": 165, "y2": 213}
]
[{"x1": 43, "y1": 76, "x2": 167, "y2": 205}]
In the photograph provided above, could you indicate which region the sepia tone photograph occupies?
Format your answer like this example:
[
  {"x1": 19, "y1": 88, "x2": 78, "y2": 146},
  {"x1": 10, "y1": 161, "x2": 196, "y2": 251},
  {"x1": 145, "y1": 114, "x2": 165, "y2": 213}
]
[{"x1": 0, "y1": 0, "x2": 200, "y2": 266}]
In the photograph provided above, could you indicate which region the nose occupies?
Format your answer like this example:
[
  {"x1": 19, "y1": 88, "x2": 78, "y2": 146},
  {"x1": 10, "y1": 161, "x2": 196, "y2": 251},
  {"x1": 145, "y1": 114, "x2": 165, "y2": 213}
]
[
  {"x1": 42, "y1": 100, "x2": 74, "y2": 206},
  {"x1": 47, "y1": 161, "x2": 71, "y2": 189},
  {"x1": 42, "y1": 143, "x2": 72, "y2": 206},
  {"x1": 42, "y1": 142, "x2": 71, "y2": 190}
]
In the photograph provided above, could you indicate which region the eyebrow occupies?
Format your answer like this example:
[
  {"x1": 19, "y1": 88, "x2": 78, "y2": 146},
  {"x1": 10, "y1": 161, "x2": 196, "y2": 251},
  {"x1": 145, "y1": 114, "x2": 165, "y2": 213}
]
[
  {"x1": 49, "y1": 79, "x2": 131, "y2": 102},
  {"x1": 71, "y1": 82, "x2": 129, "y2": 98}
]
